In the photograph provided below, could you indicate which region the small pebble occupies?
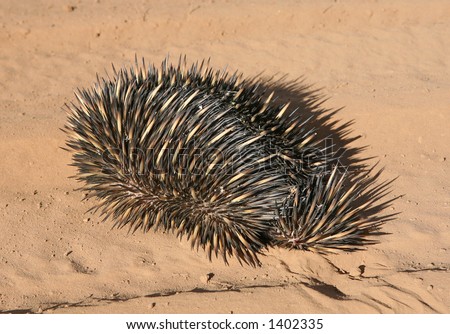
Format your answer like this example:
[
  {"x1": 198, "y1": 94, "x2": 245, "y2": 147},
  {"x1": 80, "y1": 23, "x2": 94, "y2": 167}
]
[
  {"x1": 358, "y1": 264, "x2": 366, "y2": 276},
  {"x1": 200, "y1": 272, "x2": 214, "y2": 284}
]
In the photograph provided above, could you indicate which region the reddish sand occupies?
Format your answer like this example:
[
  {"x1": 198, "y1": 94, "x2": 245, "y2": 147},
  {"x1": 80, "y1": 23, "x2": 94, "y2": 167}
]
[{"x1": 0, "y1": 0, "x2": 448, "y2": 313}]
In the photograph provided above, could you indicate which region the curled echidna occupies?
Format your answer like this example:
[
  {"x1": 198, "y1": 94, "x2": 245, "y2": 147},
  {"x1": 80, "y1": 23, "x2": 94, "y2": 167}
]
[{"x1": 64, "y1": 56, "x2": 395, "y2": 266}]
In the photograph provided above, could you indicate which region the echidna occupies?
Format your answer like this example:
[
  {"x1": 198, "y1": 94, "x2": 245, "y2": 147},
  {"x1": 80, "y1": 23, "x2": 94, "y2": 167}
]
[{"x1": 64, "y1": 56, "x2": 394, "y2": 266}]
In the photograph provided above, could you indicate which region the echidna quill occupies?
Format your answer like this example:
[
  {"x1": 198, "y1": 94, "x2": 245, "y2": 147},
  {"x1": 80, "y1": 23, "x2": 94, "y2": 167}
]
[{"x1": 64, "y1": 56, "x2": 395, "y2": 266}]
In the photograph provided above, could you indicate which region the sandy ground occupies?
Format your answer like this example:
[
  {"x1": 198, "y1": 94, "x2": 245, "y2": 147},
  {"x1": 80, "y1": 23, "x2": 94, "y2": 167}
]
[{"x1": 0, "y1": 0, "x2": 449, "y2": 314}]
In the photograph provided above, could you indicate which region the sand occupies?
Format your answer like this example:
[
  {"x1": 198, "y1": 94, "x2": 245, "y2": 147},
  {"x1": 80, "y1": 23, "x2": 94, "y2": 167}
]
[{"x1": 0, "y1": 0, "x2": 449, "y2": 314}]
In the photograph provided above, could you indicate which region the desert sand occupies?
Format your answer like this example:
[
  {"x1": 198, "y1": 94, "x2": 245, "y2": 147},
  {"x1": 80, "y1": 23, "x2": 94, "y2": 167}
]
[{"x1": 0, "y1": 0, "x2": 449, "y2": 314}]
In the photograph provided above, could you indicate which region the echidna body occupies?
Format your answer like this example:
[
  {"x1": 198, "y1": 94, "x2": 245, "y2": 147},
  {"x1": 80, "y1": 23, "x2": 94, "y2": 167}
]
[{"x1": 64, "y1": 57, "x2": 392, "y2": 266}]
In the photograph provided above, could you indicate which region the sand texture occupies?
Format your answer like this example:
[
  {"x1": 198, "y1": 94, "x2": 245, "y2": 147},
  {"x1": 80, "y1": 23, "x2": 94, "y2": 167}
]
[{"x1": 0, "y1": 0, "x2": 449, "y2": 313}]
